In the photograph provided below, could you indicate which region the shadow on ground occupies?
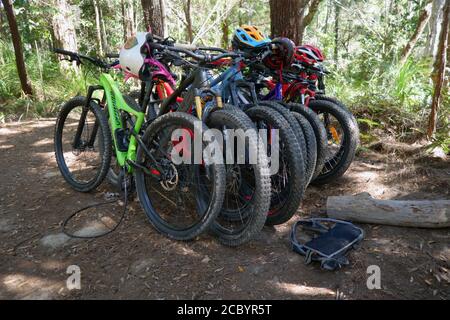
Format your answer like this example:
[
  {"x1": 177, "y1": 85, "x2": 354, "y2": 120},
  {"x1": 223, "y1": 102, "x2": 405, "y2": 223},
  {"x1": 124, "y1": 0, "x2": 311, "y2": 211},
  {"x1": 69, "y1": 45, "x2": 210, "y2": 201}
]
[{"x1": 0, "y1": 120, "x2": 449, "y2": 300}]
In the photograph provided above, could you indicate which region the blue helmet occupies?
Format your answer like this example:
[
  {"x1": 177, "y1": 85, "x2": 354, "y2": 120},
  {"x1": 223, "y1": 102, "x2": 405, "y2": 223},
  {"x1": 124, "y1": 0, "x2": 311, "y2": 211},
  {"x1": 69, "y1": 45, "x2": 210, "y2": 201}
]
[{"x1": 232, "y1": 25, "x2": 271, "y2": 50}]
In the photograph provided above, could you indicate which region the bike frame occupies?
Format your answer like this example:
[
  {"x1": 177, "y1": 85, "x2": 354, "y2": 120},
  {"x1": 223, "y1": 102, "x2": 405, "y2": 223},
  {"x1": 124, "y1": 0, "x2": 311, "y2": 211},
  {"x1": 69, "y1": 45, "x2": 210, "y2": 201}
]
[
  {"x1": 141, "y1": 61, "x2": 223, "y2": 120},
  {"x1": 152, "y1": 58, "x2": 259, "y2": 110},
  {"x1": 75, "y1": 73, "x2": 145, "y2": 173},
  {"x1": 209, "y1": 59, "x2": 259, "y2": 107},
  {"x1": 264, "y1": 78, "x2": 316, "y2": 105}
]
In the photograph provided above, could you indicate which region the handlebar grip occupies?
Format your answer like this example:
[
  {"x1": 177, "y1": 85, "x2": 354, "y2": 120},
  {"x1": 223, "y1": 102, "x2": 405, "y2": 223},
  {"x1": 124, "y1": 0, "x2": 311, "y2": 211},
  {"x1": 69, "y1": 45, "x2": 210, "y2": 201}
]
[
  {"x1": 197, "y1": 46, "x2": 228, "y2": 53},
  {"x1": 209, "y1": 53, "x2": 235, "y2": 62},
  {"x1": 173, "y1": 43, "x2": 198, "y2": 51},
  {"x1": 148, "y1": 42, "x2": 164, "y2": 50},
  {"x1": 53, "y1": 48, "x2": 77, "y2": 57}
]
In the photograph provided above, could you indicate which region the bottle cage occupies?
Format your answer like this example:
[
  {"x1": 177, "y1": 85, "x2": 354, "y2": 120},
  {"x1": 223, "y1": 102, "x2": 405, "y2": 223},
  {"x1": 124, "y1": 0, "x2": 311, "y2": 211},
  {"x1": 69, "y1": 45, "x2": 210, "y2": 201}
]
[{"x1": 290, "y1": 218, "x2": 364, "y2": 271}]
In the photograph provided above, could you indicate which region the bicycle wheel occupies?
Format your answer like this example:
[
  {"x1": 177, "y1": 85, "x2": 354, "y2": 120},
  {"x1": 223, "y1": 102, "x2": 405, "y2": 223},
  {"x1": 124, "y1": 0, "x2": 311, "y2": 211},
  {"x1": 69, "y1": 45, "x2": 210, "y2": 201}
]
[
  {"x1": 134, "y1": 112, "x2": 226, "y2": 240},
  {"x1": 245, "y1": 106, "x2": 305, "y2": 226},
  {"x1": 258, "y1": 101, "x2": 314, "y2": 186},
  {"x1": 286, "y1": 102, "x2": 327, "y2": 181},
  {"x1": 205, "y1": 106, "x2": 271, "y2": 246},
  {"x1": 308, "y1": 99, "x2": 359, "y2": 185},
  {"x1": 54, "y1": 96, "x2": 112, "y2": 192},
  {"x1": 291, "y1": 112, "x2": 317, "y2": 186},
  {"x1": 315, "y1": 95, "x2": 357, "y2": 120}
]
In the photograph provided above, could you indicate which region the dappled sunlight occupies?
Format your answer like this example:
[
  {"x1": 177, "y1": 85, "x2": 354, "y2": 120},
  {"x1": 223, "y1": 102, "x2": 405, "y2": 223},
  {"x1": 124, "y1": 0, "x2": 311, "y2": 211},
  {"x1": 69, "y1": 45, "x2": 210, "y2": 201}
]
[
  {"x1": 0, "y1": 144, "x2": 15, "y2": 150},
  {"x1": 170, "y1": 242, "x2": 203, "y2": 259},
  {"x1": 268, "y1": 280, "x2": 335, "y2": 298},
  {"x1": 31, "y1": 138, "x2": 53, "y2": 147},
  {"x1": 346, "y1": 168, "x2": 381, "y2": 182},
  {"x1": 343, "y1": 168, "x2": 391, "y2": 198},
  {"x1": 1, "y1": 273, "x2": 64, "y2": 299},
  {"x1": 0, "y1": 127, "x2": 21, "y2": 135},
  {"x1": 32, "y1": 151, "x2": 56, "y2": 163}
]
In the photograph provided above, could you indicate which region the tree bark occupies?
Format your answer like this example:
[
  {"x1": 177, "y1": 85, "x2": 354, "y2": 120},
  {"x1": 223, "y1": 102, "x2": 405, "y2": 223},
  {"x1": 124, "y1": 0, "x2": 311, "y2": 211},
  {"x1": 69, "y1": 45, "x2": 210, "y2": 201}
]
[
  {"x1": 427, "y1": 0, "x2": 449, "y2": 138},
  {"x1": 99, "y1": 6, "x2": 109, "y2": 53},
  {"x1": 238, "y1": 0, "x2": 243, "y2": 26},
  {"x1": 122, "y1": 0, "x2": 135, "y2": 40},
  {"x1": 270, "y1": 0, "x2": 308, "y2": 44},
  {"x1": 299, "y1": 0, "x2": 322, "y2": 43},
  {"x1": 323, "y1": 0, "x2": 330, "y2": 33},
  {"x1": 52, "y1": 0, "x2": 78, "y2": 52},
  {"x1": 399, "y1": 1, "x2": 432, "y2": 65},
  {"x1": 222, "y1": 18, "x2": 229, "y2": 48},
  {"x1": 141, "y1": 0, "x2": 165, "y2": 37},
  {"x1": 334, "y1": 2, "x2": 340, "y2": 62},
  {"x1": 93, "y1": 0, "x2": 104, "y2": 56},
  {"x1": 183, "y1": 0, "x2": 193, "y2": 43},
  {"x1": 426, "y1": 0, "x2": 445, "y2": 58},
  {"x1": 327, "y1": 193, "x2": 450, "y2": 228},
  {"x1": 1, "y1": 0, "x2": 33, "y2": 96}
]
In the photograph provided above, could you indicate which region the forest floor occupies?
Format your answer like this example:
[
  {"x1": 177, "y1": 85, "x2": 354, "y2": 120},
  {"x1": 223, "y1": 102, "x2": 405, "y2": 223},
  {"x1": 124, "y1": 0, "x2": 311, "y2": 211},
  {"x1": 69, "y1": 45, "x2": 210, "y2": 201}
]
[{"x1": 0, "y1": 119, "x2": 449, "y2": 300}]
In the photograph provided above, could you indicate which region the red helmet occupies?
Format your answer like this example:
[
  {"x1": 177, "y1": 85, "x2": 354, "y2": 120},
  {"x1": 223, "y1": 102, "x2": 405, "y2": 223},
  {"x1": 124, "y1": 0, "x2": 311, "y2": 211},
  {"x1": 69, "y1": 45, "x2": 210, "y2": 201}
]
[{"x1": 294, "y1": 45, "x2": 325, "y2": 65}]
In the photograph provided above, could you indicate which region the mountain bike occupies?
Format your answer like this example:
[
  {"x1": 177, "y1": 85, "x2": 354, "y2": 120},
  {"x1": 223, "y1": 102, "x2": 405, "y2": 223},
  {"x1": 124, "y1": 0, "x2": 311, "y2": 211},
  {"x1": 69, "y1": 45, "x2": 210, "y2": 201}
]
[
  {"x1": 250, "y1": 59, "x2": 359, "y2": 185},
  {"x1": 53, "y1": 48, "x2": 226, "y2": 241},
  {"x1": 203, "y1": 45, "x2": 310, "y2": 226},
  {"x1": 132, "y1": 36, "x2": 272, "y2": 246},
  {"x1": 141, "y1": 40, "x2": 314, "y2": 226}
]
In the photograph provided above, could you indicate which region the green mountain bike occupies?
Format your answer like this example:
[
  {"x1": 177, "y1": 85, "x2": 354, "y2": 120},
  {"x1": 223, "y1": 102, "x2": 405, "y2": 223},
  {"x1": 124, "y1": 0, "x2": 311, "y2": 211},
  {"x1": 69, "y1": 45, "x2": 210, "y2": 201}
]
[{"x1": 53, "y1": 49, "x2": 226, "y2": 240}]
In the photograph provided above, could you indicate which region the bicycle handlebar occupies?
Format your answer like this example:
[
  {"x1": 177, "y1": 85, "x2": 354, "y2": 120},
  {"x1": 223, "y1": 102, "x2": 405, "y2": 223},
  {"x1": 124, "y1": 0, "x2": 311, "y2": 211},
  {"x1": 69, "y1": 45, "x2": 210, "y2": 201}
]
[
  {"x1": 53, "y1": 48, "x2": 118, "y2": 69},
  {"x1": 148, "y1": 42, "x2": 241, "y2": 63},
  {"x1": 105, "y1": 53, "x2": 119, "y2": 59}
]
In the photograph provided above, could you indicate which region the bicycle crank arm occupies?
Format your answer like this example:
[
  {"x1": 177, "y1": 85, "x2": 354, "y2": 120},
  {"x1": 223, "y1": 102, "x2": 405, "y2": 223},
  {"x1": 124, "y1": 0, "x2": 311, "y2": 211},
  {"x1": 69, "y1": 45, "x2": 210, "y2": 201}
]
[{"x1": 127, "y1": 160, "x2": 161, "y2": 179}]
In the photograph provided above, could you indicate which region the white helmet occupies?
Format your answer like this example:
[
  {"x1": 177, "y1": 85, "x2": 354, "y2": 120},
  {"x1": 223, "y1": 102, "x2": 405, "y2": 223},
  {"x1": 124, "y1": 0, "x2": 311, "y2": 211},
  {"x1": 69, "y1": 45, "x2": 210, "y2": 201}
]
[{"x1": 119, "y1": 32, "x2": 149, "y2": 77}]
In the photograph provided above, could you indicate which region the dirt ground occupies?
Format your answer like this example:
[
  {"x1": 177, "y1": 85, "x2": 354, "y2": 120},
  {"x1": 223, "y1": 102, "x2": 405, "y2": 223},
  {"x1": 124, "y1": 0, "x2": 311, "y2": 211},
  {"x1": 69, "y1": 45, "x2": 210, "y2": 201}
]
[{"x1": 0, "y1": 119, "x2": 449, "y2": 300}]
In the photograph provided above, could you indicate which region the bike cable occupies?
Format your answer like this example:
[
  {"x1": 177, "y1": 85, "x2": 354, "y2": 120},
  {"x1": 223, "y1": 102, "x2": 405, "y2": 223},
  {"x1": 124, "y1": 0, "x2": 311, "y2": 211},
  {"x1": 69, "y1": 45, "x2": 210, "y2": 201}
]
[{"x1": 61, "y1": 171, "x2": 130, "y2": 239}]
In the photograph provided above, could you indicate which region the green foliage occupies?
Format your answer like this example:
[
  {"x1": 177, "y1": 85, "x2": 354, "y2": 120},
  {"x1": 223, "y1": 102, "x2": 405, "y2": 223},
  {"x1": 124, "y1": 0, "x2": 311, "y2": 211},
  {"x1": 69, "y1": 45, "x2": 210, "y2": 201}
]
[
  {"x1": 0, "y1": 0, "x2": 447, "y2": 148},
  {"x1": 0, "y1": 38, "x2": 95, "y2": 118}
]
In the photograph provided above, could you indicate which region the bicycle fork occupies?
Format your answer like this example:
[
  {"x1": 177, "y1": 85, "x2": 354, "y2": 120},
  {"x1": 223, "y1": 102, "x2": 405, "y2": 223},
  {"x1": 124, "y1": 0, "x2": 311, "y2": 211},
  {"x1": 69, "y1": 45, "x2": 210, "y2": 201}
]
[{"x1": 72, "y1": 85, "x2": 103, "y2": 150}]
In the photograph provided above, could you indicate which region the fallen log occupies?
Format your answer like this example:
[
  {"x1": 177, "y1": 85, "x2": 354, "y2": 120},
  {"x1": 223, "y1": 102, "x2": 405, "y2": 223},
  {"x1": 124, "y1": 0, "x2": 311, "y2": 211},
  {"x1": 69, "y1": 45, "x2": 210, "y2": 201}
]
[{"x1": 327, "y1": 193, "x2": 450, "y2": 228}]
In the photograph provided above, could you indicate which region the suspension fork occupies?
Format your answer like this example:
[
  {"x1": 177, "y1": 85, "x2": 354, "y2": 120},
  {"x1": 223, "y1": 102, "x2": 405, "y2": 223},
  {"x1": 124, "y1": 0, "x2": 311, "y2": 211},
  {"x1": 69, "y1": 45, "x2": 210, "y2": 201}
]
[
  {"x1": 86, "y1": 92, "x2": 107, "y2": 147},
  {"x1": 73, "y1": 85, "x2": 102, "y2": 149},
  {"x1": 140, "y1": 80, "x2": 154, "y2": 116}
]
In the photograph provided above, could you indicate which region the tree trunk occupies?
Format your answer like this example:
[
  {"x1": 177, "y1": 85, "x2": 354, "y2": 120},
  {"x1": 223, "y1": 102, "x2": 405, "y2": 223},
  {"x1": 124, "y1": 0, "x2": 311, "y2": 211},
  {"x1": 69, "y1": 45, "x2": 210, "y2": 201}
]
[
  {"x1": 122, "y1": 0, "x2": 135, "y2": 40},
  {"x1": 270, "y1": 0, "x2": 308, "y2": 44},
  {"x1": 121, "y1": 0, "x2": 126, "y2": 40},
  {"x1": 323, "y1": 0, "x2": 330, "y2": 33},
  {"x1": 99, "y1": 6, "x2": 109, "y2": 53},
  {"x1": 183, "y1": 0, "x2": 193, "y2": 43},
  {"x1": 426, "y1": 0, "x2": 445, "y2": 58},
  {"x1": 1, "y1": 0, "x2": 32, "y2": 96},
  {"x1": 222, "y1": 18, "x2": 229, "y2": 48},
  {"x1": 238, "y1": 0, "x2": 243, "y2": 26},
  {"x1": 427, "y1": 0, "x2": 449, "y2": 138},
  {"x1": 299, "y1": 0, "x2": 322, "y2": 43},
  {"x1": 93, "y1": 0, "x2": 104, "y2": 56},
  {"x1": 0, "y1": 8, "x2": 4, "y2": 36},
  {"x1": 141, "y1": 0, "x2": 165, "y2": 37},
  {"x1": 327, "y1": 193, "x2": 450, "y2": 228},
  {"x1": 399, "y1": 1, "x2": 432, "y2": 65},
  {"x1": 52, "y1": 0, "x2": 78, "y2": 52},
  {"x1": 334, "y1": 2, "x2": 340, "y2": 62}
]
